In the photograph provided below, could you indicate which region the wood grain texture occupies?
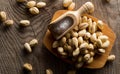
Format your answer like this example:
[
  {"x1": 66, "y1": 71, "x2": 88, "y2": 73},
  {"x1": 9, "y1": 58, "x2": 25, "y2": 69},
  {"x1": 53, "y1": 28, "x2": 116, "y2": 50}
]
[{"x1": 0, "y1": 0, "x2": 120, "y2": 74}]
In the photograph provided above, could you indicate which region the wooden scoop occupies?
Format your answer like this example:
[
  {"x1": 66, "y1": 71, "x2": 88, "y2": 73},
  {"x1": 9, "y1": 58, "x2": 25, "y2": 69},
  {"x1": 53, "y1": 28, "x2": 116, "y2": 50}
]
[
  {"x1": 43, "y1": 10, "x2": 116, "y2": 68},
  {"x1": 48, "y1": 2, "x2": 94, "y2": 40}
]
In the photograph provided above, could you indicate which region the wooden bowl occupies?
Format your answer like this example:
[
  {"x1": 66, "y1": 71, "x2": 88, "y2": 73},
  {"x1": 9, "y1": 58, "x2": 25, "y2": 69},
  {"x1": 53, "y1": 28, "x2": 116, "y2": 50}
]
[{"x1": 43, "y1": 10, "x2": 116, "y2": 69}]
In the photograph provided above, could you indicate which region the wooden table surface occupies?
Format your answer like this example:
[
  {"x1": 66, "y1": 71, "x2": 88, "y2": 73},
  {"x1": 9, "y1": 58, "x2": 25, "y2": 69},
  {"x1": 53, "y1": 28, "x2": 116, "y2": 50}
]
[{"x1": 0, "y1": 0, "x2": 120, "y2": 74}]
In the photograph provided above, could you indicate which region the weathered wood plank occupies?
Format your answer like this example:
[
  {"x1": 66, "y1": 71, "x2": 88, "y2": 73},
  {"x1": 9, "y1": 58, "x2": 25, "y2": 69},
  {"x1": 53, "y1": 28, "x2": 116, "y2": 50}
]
[{"x1": 0, "y1": 0, "x2": 120, "y2": 74}]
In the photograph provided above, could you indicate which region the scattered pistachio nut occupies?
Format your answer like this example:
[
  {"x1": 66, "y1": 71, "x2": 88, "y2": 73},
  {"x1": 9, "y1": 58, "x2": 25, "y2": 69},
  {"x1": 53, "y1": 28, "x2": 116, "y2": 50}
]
[
  {"x1": 36, "y1": 2, "x2": 46, "y2": 8},
  {"x1": 23, "y1": 63, "x2": 32, "y2": 71},
  {"x1": 24, "y1": 43, "x2": 32, "y2": 53},
  {"x1": 29, "y1": 39, "x2": 38, "y2": 47},
  {"x1": 63, "y1": 0, "x2": 73, "y2": 7},
  {"x1": 29, "y1": 7, "x2": 40, "y2": 15},
  {"x1": 20, "y1": 20, "x2": 30, "y2": 26},
  {"x1": 4, "y1": 20, "x2": 14, "y2": 26},
  {"x1": 68, "y1": 2, "x2": 75, "y2": 10},
  {"x1": 26, "y1": 1, "x2": 36, "y2": 8},
  {"x1": 46, "y1": 69, "x2": 53, "y2": 74},
  {"x1": 0, "y1": 11, "x2": 7, "y2": 22},
  {"x1": 107, "y1": 54, "x2": 115, "y2": 61}
]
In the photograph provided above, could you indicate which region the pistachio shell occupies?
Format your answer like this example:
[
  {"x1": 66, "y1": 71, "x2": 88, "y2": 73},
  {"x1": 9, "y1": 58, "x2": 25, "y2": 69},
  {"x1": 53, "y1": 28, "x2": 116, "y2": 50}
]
[
  {"x1": 73, "y1": 48, "x2": 80, "y2": 56},
  {"x1": 87, "y1": 43, "x2": 94, "y2": 50},
  {"x1": 63, "y1": 0, "x2": 73, "y2": 7},
  {"x1": 23, "y1": 63, "x2": 32, "y2": 71},
  {"x1": 0, "y1": 11, "x2": 7, "y2": 21},
  {"x1": 61, "y1": 37, "x2": 67, "y2": 44},
  {"x1": 75, "y1": 62, "x2": 84, "y2": 68},
  {"x1": 84, "y1": 54, "x2": 90, "y2": 61},
  {"x1": 84, "y1": 32, "x2": 91, "y2": 40},
  {"x1": 78, "y1": 29, "x2": 86, "y2": 37},
  {"x1": 107, "y1": 54, "x2": 115, "y2": 61},
  {"x1": 26, "y1": 1, "x2": 36, "y2": 8},
  {"x1": 97, "y1": 20, "x2": 104, "y2": 30},
  {"x1": 79, "y1": 42, "x2": 88, "y2": 49},
  {"x1": 46, "y1": 69, "x2": 53, "y2": 74},
  {"x1": 57, "y1": 47, "x2": 64, "y2": 53},
  {"x1": 90, "y1": 33, "x2": 97, "y2": 42},
  {"x1": 78, "y1": 37, "x2": 83, "y2": 45},
  {"x1": 96, "y1": 39, "x2": 102, "y2": 47},
  {"x1": 72, "y1": 37, "x2": 78, "y2": 48},
  {"x1": 98, "y1": 35, "x2": 109, "y2": 42},
  {"x1": 102, "y1": 40, "x2": 110, "y2": 48},
  {"x1": 68, "y1": 2, "x2": 75, "y2": 10},
  {"x1": 52, "y1": 41, "x2": 59, "y2": 48},
  {"x1": 98, "y1": 48, "x2": 105, "y2": 54},
  {"x1": 79, "y1": 23, "x2": 89, "y2": 30},
  {"x1": 82, "y1": 16, "x2": 88, "y2": 23},
  {"x1": 36, "y1": 2, "x2": 46, "y2": 8},
  {"x1": 87, "y1": 57, "x2": 93, "y2": 64}
]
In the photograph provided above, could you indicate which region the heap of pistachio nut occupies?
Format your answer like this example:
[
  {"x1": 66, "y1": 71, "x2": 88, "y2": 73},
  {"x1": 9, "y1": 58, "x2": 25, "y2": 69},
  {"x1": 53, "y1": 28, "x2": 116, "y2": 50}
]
[{"x1": 52, "y1": 16, "x2": 110, "y2": 68}]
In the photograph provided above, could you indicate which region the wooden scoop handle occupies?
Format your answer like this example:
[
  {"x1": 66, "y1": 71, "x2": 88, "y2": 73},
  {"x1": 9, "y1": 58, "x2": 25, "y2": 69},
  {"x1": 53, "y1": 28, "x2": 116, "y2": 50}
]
[{"x1": 76, "y1": 2, "x2": 94, "y2": 16}]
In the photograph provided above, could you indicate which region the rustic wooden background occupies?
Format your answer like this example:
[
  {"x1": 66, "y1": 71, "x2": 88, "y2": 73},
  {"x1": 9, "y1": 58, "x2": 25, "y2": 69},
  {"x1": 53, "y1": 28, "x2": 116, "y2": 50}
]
[{"x1": 0, "y1": 0, "x2": 120, "y2": 74}]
